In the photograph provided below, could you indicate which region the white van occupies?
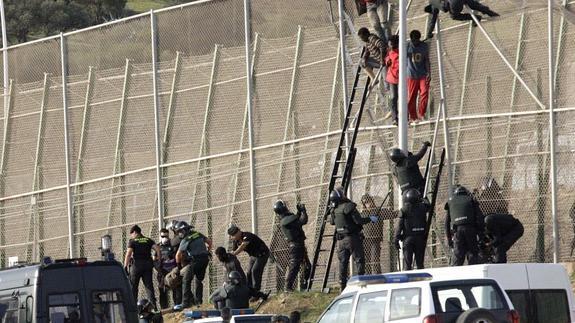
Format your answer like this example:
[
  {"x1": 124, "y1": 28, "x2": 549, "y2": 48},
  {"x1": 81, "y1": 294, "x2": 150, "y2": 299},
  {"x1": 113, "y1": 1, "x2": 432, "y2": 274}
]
[{"x1": 411, "y1": 263, "x2": 575, "y2": 323}]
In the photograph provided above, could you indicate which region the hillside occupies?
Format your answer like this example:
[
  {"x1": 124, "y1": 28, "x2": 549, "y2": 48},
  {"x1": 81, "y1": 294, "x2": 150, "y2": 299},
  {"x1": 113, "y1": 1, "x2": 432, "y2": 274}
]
[
  {"x1": 126, "y1": 0, "x2": 174, "y2": 13},
  {"x1": 162, "y1": 291, "x2": 337, "y2": 323}
]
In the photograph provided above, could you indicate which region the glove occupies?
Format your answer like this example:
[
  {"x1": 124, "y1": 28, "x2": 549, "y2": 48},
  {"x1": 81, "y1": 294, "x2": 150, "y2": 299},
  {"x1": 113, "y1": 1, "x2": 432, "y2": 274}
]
[
  {"x1": 296, "y1": 203, "x2": 306, "y2": 212},
  {"x1": 423, "y1": 141, "x2": 432, "y2": 147},
  {"x1": 394, "y1": 240, "x2": 401, "y2": 250},
  {"x1": 369, "y1": 215, "x2": 379, "y2": 223}
]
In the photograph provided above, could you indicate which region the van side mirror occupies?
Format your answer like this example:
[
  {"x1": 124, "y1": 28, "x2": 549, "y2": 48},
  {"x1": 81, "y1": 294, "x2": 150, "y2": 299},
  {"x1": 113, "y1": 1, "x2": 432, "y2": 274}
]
[{"x1": 25, "y1": 296, "x2": 33, "y2": 323}]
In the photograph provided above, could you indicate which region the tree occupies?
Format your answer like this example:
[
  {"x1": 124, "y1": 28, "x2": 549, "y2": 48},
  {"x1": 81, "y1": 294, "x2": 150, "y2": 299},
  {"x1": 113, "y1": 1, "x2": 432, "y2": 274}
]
[{"x1": 4, "y1": 0, "x2": 128, "y2": 44}]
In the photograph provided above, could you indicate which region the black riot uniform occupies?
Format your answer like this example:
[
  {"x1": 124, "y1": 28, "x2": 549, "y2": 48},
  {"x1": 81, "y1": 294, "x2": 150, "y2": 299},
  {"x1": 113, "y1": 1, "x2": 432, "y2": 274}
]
[
  {"x1": 175, "y1": 222, "x2": 211, "y2": 307},
  {"x1": 157, "y1": 234, "x2": 182, "y2": 309},
  {"x1": 395, "y1": 189, "x2": 430, "y2": 270},
  {"x1": 390, "y1": 142, "x2": 431, "y2": 194},
  {"x1": 273, "y1": 200, "x2": 312, "y2": 291},
  {"x1": 330, "y1": 188, "x2": 376, "y2": 290},
  {"x1": 484, "y1": 213, "x2": 524, "y2": 263},
  {"x1": 424, "y1": 0, "x2": 499, "y2": 38},
  {"x1": 210, "y1": 271, "x2": 251, "y2": 310},
  {"x1": 445, "y1": 186, "x2": 485, "y2": 266}
]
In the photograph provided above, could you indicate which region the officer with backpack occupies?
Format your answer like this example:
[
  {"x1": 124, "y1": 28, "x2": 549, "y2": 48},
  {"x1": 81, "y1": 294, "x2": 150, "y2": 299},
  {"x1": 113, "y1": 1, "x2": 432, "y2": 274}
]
[
  {"x1": 395, "y1": 189, "x2": 430, "y2": 270},
  {"x1": 173, "y1": 221, "x2": 212, "y2": 310},
  {"x1": 330, "y1": 187, "x2": 379, "y2": 290},
  {"x1": 445, "y1": 185, "x2": 485, "y2": 266}
]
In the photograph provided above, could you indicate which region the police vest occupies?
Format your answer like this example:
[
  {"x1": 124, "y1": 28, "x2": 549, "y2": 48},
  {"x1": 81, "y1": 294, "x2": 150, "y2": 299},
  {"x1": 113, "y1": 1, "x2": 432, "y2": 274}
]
[
  {"x1": 183, "y1": 231, "x2": 208, "y2": 257},
  {"x1": 280, "y1": 213, "x2": 306, "y2": 243},
  {"x1": 401, "y1": 204, "x2": 427, "y2": 236},
  {"x1": 395, "y1": 162, "x2": 424, "y2": 191},
  {"x1": 333, "y1": 201, "x2": 362, "y2": 234},
  {"x1": 449, "y1": 195, "x2": 475, "y2": 227}
]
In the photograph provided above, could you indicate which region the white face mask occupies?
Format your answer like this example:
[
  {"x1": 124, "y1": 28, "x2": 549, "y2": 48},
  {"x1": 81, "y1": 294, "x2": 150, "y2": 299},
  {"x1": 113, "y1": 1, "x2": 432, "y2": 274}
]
[{"x1": 160, "y1": 237, "x2": 170, "y2": 244}]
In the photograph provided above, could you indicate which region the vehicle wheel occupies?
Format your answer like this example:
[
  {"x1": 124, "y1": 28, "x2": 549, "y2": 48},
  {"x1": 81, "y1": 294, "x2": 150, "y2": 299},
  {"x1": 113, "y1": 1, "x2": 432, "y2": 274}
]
[{"x1": 455, "y1": 308, "x2": 498, "y2": 323}]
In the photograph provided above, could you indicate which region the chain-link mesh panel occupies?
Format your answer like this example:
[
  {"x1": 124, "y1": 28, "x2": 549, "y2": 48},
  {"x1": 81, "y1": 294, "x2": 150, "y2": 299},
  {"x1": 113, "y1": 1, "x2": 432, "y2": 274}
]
[{"x1": 0, "y1": 0, "x2": 573, "y2": 305}]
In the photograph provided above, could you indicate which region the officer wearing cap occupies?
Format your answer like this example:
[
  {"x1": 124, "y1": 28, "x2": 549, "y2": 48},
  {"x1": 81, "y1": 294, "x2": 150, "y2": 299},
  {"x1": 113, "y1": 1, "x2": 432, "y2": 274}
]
[
  {"x1": 228, "y1": 225, "x2": 270, "y2": 298},
  {"x1": 329, "y1": 187, "x2": 378, "y2": 290},
  {"x1": 273, "y1": 200, "x2": 311, "y2": 291},
  {"x1": 394, "y1": 189, "x2": 430, "y2": 270},
  {"x1": 389, "y1": 141, "x2": 431, "y2": 194},
  {"x1": 123, "y1": 225, "x2": 161, "y2": 309},
  {"x1": 445, "y1": 185, "x2": 485, "y2": 266},
  {"x1": 173, "y1": 221, "x2": 212, "y2": 310}
]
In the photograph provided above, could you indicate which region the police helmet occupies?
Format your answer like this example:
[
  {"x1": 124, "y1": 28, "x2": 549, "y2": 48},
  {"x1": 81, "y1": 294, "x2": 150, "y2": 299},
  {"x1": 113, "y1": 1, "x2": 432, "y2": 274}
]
[
  {"x1": 329, "y1": 187, "x2": 345, "y2": 204},
  {"x1": 454, "y1": 185, "x2": 470, "y2": 196},
  {"x1": 228, "y1": 271, "x2": 242, "y2": 285},
  {"x1": 173, "y1": 221, "x2": 190, "y2": 233},
  {"x1": 389, "y1": 148, "x2": 406, "y2": 164},
  {"x1": 404, "y1": 189, "x2": 421, "y2": 204},
  {"x1": 137, "y1": 299, "x2": 152, "y2": 313},
  {"x1": 273, "y1": 200, "x2": 288, "y2": 215}
]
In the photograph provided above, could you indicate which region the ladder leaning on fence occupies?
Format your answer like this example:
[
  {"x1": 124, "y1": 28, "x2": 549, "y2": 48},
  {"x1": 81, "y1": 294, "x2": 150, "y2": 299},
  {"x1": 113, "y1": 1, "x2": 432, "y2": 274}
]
[{"x1": 306, "y1": 48, "x2": 372, "y2": 292}]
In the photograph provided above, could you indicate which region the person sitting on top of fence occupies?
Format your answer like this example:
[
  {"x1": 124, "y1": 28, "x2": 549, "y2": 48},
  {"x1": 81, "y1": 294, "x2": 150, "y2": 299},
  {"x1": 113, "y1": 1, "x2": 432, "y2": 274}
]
[{"x1": 424, "y1": 0, "x2": 499, "y2": 39}]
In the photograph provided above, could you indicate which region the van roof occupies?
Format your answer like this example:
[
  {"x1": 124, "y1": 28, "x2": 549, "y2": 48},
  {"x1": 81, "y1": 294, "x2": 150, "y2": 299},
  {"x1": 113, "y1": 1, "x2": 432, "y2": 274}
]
[{"x1": 410, "y1": 263, "x2": 570, "y2": 290}]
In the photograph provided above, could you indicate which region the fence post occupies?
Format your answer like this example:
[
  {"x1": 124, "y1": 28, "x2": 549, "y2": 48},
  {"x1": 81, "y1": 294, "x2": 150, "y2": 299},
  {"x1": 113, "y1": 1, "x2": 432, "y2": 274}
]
[
  {"x1": 243, "y1": 0, "x2": 257, "y2": 234},
  {"x1": 60, "y1": 33, "x2": 75, "y2": 258},
  {"x1": 547, "y1": 0, "x2": 559, "y2": 263},
  {"x1": 150, "y1": 10, "x2": 164, "y2": 231}
]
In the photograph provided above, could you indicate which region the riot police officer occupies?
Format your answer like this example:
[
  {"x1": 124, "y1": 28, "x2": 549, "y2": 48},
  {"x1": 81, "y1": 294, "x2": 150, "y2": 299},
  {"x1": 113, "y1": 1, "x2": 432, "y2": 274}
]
[
  {"x1": 138, "y1": 299, "x2": 163, "y2": 323},
  {"x1": 484, "y1": 213, "x2": 524, "y2": 263},
  {"x1": 394, "y1": 189, "x2": 430, "y2": 270},
  {"x1": 156, "y1": 228, "x2": 182, "y2": 309},
  {"x1": 228, "y1": 225, "x2": 270, "y2": 298},
  {"x1": 273, "y1": 200, "x2": 311, "y2": 291},
  {"x1": 173, "y1": 221, "x2": 212, "y2": 310},
  {"x1": 389, "y1": 141, "x2": 431, "y2": 194},
  {"x1": 210, "y1": 271, "x2": 251, "y2": 310},
  {"x1": 330, "y1": 187, "x2": 378, "y2": 290},
  {"x1": 124, "y1": 225, "x2": 161, "y2": 309},
  {"x1": 445, "y1": 185, "x2": 485, "y2": 266}
]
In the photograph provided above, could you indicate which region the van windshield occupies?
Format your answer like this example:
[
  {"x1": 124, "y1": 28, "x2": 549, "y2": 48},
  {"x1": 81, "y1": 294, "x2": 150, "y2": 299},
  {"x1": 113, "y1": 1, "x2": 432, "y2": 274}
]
[
  {"x1": 431, "y1": 282, "x2": 506, "y2": 313},
  {"x1": 0, "y1": 299, "x2": 18, "y2": 323}
]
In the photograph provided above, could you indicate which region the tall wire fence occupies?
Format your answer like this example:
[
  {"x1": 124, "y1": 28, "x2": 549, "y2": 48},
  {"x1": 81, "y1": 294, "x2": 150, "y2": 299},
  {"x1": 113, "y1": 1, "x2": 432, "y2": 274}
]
[{"x1": 0, "y1": 0, "x2": 574, "y2": 295}]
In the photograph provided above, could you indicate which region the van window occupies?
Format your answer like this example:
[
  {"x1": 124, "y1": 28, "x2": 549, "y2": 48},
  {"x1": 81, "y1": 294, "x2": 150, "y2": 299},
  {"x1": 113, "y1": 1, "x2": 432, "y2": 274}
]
[
  {"x1": 318, "y1": 296, "x2": 354, "y2": 323},
  {"x1": 48, "y1": 293, "x2": 81, "y2": 323},
  {"x1": 533, "y1": 290, "x2": 569, "y2": 323},
  {"x1": 390, "y1": 288, "x2": 421, "y2": 320},
  {"x1": 93, "y1": 291, "x2": 127, "y2": 323},
  {"x1": 0, "y1": 298, "x2": 19, "y2": 323},
  {"x1": 354, "y1": 291, "x2": 387, "y2": 323},
  {"x1": 432, "y1": 283, "x2": 506, "y2": 313},
  {"x1": 506, "y1": 290, "x2": 530, "y2": 323}
]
